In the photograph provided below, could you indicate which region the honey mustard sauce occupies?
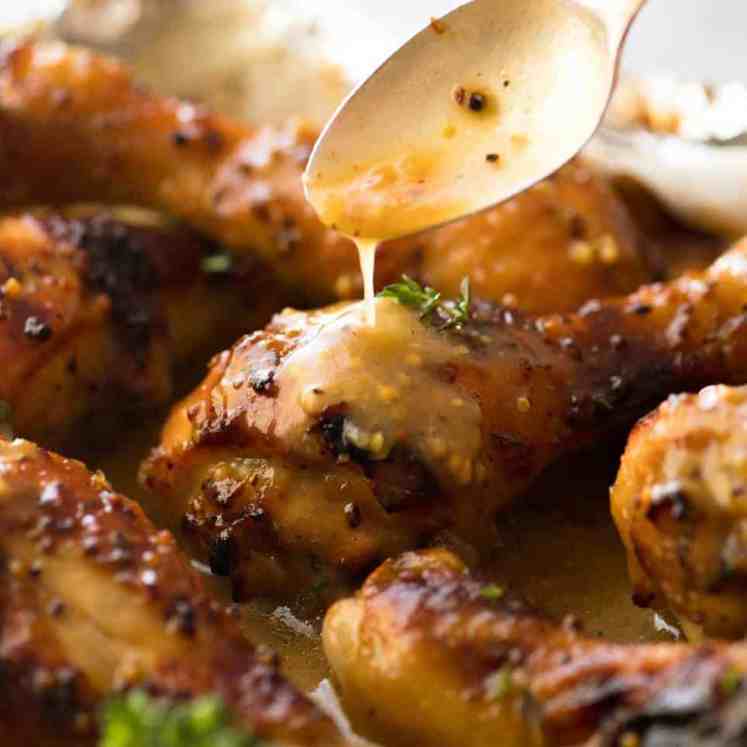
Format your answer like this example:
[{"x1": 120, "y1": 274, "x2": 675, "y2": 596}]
[
  {"x1": 267, "y1": 298, "x2": 483, "y2": 486},
  {"x1": 305, "y1": 78, "x2": 504, "y2": 327},
  {"x1": 94, "y1": 418, "x2": 669, "y2": 706},
  {"x1": 354, "y1": 238, "x2": 378, "y2": 326},
  {"x1": 310, "y1": 149, "x2": 466, "y2": 326}
]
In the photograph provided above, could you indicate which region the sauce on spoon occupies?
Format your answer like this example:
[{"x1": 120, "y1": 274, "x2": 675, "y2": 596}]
[{"x1": 307, "y1": 87, "x2": 498, "y2": 326}]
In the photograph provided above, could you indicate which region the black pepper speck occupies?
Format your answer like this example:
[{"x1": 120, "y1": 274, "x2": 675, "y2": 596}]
[{"x1": 469, "y1": 92, "x2": 486, "y2": 112}]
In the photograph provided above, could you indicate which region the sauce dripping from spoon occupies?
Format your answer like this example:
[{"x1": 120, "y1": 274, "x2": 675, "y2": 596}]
[
  {"x1": 307, "y1": 149, "x2": 467, "y2": 328},
  {"x1": 354, "y1": 238, "x2": 379, "y2": 326},
  {"x1": 306, "y1": 75, "x2": 504, "y2": 329}
]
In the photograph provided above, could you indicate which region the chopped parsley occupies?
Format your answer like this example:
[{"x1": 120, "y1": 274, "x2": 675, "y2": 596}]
[
  {"x1": 479, "y1": 584, "x2": 505, "y2": 602},
  {"x1": 100, "y1": 691, "x2": 263, "y2": 747},
  {"x1": 721, "y1": 667, "x2": 743, "y2": 697},
  {"x1": 201, "y1": 252, "x2": 233, "y2": 275},
  {"x1": 490, "y1": 666, "x2": 516, "y2": 700},
  {"x1": 378, "y1": 275, "x2": 442, "y2": 318},
  {"x1": 443, "y1": 277, "x2": 471, "y2": 329},
  {"x1": 378, "y1": 275, "x2": 472, "y2": 330}
]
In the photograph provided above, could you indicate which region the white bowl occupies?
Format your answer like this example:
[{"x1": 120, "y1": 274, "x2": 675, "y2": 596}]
[{"x1": 585, "y1": 76, "x2": 747, "y2": 238}]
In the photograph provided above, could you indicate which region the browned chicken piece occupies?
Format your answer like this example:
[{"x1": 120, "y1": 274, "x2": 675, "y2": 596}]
[
  {"x1": 374, "y1": 160, "x2": 652, "y2": 312},
  {"x1": 324, "y1": 548, "x2": 747, "y2": 747},
  {"x1": 612, "y1": 384, "x2": 747, "y2": 640},
  {"x1": 0, "y1": 211, "x2": 284, "y2": 448},
  {"x1": 611, "y1": 175, "x2": 726, "y2": 279},
  {"x1": 0, "y1": 437, "x2": 347, "y2": 746},
  {"x1": 0, "y1": 40, "x2": 654, "y2": 312},
  {"x1": 142, "y1": 241, "x2": 747, "y2": 606}
]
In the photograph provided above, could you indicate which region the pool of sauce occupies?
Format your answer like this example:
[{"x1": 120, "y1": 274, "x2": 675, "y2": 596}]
[
  {"x1": 275, "y1": 298, "x2": 482, "y2": 478},
  {"x1": 92, "y1": 417, "x2": 672, "y2": 709}
]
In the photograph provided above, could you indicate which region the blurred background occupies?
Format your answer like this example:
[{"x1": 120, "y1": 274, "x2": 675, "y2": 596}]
[
  {"x1": 4, "y1": 0, "x2": 746, "y2": 84},
  {"x1": 322, "y1": 0, "x2": 747, "y2": 84},
  {"x1": 4, "y1": 0, "x2": 745, "y2": 235}
]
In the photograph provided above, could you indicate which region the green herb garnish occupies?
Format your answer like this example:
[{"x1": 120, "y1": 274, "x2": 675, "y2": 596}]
[
  {"x1": 490, "y1": 666, "x2": 515, "y2": 701},
  {"x1": 479, "y1": 584, "x2": 505, "y2": 602},
  {"x1": 101, "y1": 691, "x2": 263, "y2": 747},
  {"x1": 721, "y1": 667, "x2": 743, "y2": 697},
  {"x1": 378, "y1": 275, "x2": 472, "y2": 330},
  {"x1": 442, "y1": 276, "x2": 471, "y2": 329},
  {"x1": 378, "y1": 275, "x2": 442, "y2": 318},
  {"x1": 201, "y1": 253, "x2": 233, "y2": 275},
  {"x1": 311, "y1": 574, "x2": 329, "y2": 597}
]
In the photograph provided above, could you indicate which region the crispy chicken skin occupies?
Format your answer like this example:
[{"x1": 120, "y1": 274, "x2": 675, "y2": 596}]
[
  {"x1": 0, "y1": 40, "x2": 653, "y2": 312},
  {"x1": 0, "y1": 211, "x2": 281, "y2": 447},
  {"x1": 0, "y1": 438, "x2": 347, "y2": 746},
  {"x1": 142, "y1": 242, "x2": 747, "y2": 605},
  {"x1": 405, "y1": 161, "x2": 652, "y2": 311},
  {"x1": 324, "y1": 548, "x2": 747, "y2": 747},
  {"x1": 612, "y1": 384, "x2": 747, "y2": 639}
]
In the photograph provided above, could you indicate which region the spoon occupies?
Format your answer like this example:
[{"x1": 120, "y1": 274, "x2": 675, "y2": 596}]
[{"x1": 304, "y1": 0, "x2": 646, "y2": 243}]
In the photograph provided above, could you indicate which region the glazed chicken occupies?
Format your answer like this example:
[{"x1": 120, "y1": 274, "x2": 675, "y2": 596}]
[
  {"x1": 0, "y1": 437, "x2": 347, "y2": 746},
  {"x1": 0, "y1": 40, "x2": 654, "y2": 312},
  {"x1": 0, "y1": 210, "x2": 282, "y2": 447},
  {"x1": 613, "y1": 384, "x2": 747, "y2": 640},
  {"x1": 324, "y1": 548, "x2": 747, "y2": 747},
  {"x1": 142, "y1": 241, "x2": 747, "y2": 605}
]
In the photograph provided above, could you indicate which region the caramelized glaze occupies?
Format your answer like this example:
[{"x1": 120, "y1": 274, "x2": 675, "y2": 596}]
[{"x1": 0, "y1": 438, "x2": 347, "y2": 746}]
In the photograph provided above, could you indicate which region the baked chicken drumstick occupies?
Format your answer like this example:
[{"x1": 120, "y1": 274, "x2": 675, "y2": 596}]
[
  {"x1": 324, "y1": 548, "x2": 747, "y2": 747},
  {"x1": 0, "y1": 40, "x2": 652, "y2": 312},
  {"x1": 143, "y1": 241, "x2": 747, "y2": 605},
  {"x1": 613, "y1": 384, "x2": 747, "y2": 639},
  {"x1": 0, "y1": 211, "x2": 281, "y2": 448},
  {"x1": 0, "y1": 437, "x2": 347, "y2": 746}
]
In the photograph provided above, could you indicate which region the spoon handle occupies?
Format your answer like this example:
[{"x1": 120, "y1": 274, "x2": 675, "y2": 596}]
[{"x1": 601, "y1": 0, "x2": 648, "y2": 38}]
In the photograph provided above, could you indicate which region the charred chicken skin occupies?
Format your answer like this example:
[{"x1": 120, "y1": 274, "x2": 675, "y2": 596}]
[
  {"x1": 324, "y1": 548, "x2": 747, "y2": 747},
  {"x1": 0, "y1": 211, "x2": 281, "y2": 447},
  {"x1": 613, "y1": 384, "x2": 747, "y2": 640},
  {"x1": 143, "y1": 242, "x2": 747, "y2": 604},
  {"x1": 0, "y1": 437, "x2": 347, "y2": 746},
  {"x1": 0, "y1": 40, "x2": 653, "y2": 312}
]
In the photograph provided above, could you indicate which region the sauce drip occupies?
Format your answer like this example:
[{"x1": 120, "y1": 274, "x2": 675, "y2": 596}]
[
  {"x1": 354, "y1": 238, "x2": 378, "y2": 326},
  {"x1": 308, "y1": 150, "x2": 461, "y2": 330}
]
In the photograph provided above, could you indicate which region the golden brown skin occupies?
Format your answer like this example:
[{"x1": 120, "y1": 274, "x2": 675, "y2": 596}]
[
  {"x1": 372, "y1": 160, "x2": 652, "y2": 312},
  {"x1": 324, "y1": 549, "x2": 747, "y2": 747},
  {"x1": 0, "y1": 40, "x2": 653, "y2": 311},
  {"x1": 0, "y1": 211, "x2": 283, "y2": 448},
  {"x1": 0, "y1": 437, "x2": 347, "y2": 746},
  {"x1": 142, "y1": 242, "x2": 747, "y2": 605},
  {"x1": 612, "y1": 385, "x2": 747, "y2": 639}
]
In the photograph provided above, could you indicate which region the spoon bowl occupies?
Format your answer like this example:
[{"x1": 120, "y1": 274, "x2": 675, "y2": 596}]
[{"x1": 305, "y1": 0, "x2": 646, "y2": 242}]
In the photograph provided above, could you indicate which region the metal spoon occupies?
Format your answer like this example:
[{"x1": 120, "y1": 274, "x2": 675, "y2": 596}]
[{"x1": 304, "y1": 0, "x2": 646, "y2": 242}]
